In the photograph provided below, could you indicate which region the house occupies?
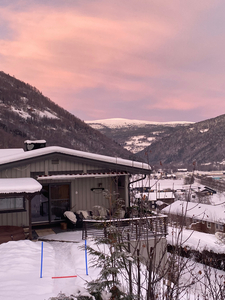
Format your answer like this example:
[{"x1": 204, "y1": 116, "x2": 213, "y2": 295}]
[
  {"x1": 162, "y1": 200, "x2": 225, "y2": 234},
  {"x1": 0, "y1": 177, "x2": 42, "y2": 241},
  {"x1": 133, "y1": 190, "x2": 175, "y2": 210},
  {"x1": 0, "y1": 141, "x2": 151, "y2": 237},
  {"x1": 0, "y1": 142, "x2": 170, "y2": 273},
  {"x1": 201, "y1": 186, "x2": 217, "y2": 195}
]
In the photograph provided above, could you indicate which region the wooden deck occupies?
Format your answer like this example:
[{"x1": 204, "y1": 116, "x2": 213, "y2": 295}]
[{"x1": 82, "y1": 215, "x2": 167, "y2": 241}]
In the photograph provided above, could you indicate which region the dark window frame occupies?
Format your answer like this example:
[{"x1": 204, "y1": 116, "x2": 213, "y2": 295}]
[
  {"x1": 0, "y1": 195, "x2": 26, "y2": 213},
  {"x1": 207, "y1": 222, "x2": 211, "y2": 228}
]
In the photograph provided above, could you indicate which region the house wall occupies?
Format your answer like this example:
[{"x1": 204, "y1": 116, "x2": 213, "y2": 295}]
[
  {"x1": 0, "y1": 155, "x2": 130, "y2": 225},
  {"x1": 0, "y1": 157, "x2": 86, "y2": 178},
  {"x1": 167, "y1": 214, "x2": 225, "y2": 234},
  {"x1": 130, "y1": 237, "x2": 167, "y2": 273},
  {"x1": 188, "y1": 217, "x2": 225, "y2": 234},
  {"x1": 39, "y1": 175, "x2": 123, "y2": 212}
]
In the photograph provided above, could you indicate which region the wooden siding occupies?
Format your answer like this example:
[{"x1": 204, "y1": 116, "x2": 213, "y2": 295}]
[
  {"x1": 0, "y1": 153, "x2": 130, "y2": 226},
  {"x1": 166, "y1": 213, "x2": 225, "y2": 235},
  {"x1": 0, "y1": 157, "x2": 113, "y2": 178},
  {"x1": 0, "y1": 199, "x2": 29, "y2": 227},
  {"x1": 39, "y1": 176, "x2": 121, "y2": 212}
]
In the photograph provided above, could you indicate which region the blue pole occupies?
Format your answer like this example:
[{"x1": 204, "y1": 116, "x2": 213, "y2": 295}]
[
  {"x1": 85, "y1": 239, "x2": 88, "y2": 275},
  {"x1": 40, "y1": 241, "x2": 43, "y2": 278}
]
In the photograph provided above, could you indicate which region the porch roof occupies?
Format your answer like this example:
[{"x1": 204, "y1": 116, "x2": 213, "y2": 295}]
[
  {"x1": 0, "y1": 178, "x2": 42, "y2": 194},
  {"x1": 37, "y1": 171, "x2": 129, "y2": 180}
]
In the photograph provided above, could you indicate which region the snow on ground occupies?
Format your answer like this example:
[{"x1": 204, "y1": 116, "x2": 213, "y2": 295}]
[
  {"x1": 38, "y1": 110, "x2": 59, "y2": 119},
  {"x1": 167, "y1": 226, "x2": 225, "y2": 254},
  {"x1": 10, "y1": 106, "x2": 59, "y2": 120},
  {"x1": 124, "y1": 136, "x2": 155, "y2": 153},
  {"x1": 0, "y1": 232, "x2": 100, "y2": 300},
  {"x1": 11, "y1": 106, "x2": 31, "y2": 119},
  {"x1": 0, "y1": 227, "x2": 224, "y2": 300}
]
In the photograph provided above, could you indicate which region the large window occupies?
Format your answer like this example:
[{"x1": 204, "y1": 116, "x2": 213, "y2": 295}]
[{"x1": 0, "y1": 197, "x2": 25, "y2": 213}]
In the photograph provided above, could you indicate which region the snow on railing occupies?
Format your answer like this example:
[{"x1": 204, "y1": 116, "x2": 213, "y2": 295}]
[{"x1": 82, "y1": 215, "x2": 167, "y2": 240}]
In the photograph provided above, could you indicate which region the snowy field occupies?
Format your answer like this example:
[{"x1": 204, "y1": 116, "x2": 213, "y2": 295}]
[
  {"x1": 0, "y1": 228, "x2": 225, "y2": 300},
  {"x1": 0, "y1": 232, "x2": 99, "y2": 300}
]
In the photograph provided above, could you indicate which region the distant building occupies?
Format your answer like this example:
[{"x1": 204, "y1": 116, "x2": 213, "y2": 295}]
[{"x1": 162, "y1": 200, "x2": 225, "y2": 234}]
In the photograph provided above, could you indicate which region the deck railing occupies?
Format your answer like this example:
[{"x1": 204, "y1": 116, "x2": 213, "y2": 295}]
[{"x1": 82, "y1": 214, "x2": 168, "y2": 240}]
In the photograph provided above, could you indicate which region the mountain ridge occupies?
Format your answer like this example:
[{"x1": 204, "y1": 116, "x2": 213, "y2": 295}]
[
  {"x1": 2, "y1": 70, "x2": 225, "y2": 171},
  {"x1": 86, "y1": 118, "x2": 193, "y2": 128},
  {"x1": 86, "y1": 118, "x2": 192, "y2": 154},
  {"x1": 0, "y1": 71, "x2": 139, "y2": 162},
  {"x1": 86, "y1": 116, "x2": 225, "y2": 171}
]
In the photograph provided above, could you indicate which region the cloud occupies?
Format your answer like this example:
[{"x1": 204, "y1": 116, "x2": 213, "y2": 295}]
[{"x1": 0, "y1": 1, "x2": 225, "y2": 122}]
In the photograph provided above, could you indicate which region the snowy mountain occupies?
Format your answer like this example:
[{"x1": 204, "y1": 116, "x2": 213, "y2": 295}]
[
  {"x1": 2, "y1": 70, "x2": 225, "y2": 170},
  {"x1": 86, "y1": 118, "x2": 192, "y2": 153},
  {"x1": 138, "y1": 114, "x2": 225, "y2": 170},
  {"x1": 86, "y1": 116, "x2": 225, "y2": 171}
]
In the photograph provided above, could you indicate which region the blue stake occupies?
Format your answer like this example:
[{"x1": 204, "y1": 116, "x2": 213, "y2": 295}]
[
  {"x1": 40, "y1": 241, "x2": 44, "y2": 278},
  {"x1": 85, "y1": 239, "x2": 88, "y2": 275}
]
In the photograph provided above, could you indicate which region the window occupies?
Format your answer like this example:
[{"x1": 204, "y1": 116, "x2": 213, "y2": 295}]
[
  {"x1": 207, "y1": 222, "x2": 211, "y2": 228},
  {"x1": 216, "y1": 223, "x2": 223, "y2": 231},
  {"x1": 0, "y1": 197, "x2": 25, "y2": 212}
]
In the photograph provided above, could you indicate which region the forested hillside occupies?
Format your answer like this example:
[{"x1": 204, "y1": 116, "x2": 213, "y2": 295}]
[
  {"x1": 138, "y1": 114, "x2": 225, "y2": 170},
  {"x1": 0, "y1": 71, "x2": 138, "y2": 161}
]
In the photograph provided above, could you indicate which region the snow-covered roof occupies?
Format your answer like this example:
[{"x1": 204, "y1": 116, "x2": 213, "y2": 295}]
[
  {"x1": 0, "y1": 178, "x2": 42, "y2": 194},
  {"x1": 132, "y1": 178, "x2": 200, "y2": 191},
  {"x1": 24, "y1": 140, "x2": 46, "y2": 144},
  {"x1": 162, "y1": 200, "x2": 225, "y2": 224},
  {"x1": 0, "y1": 146, "x2": 151, "y2": 172},
  {"x1": 37, "y1": 171, "x2": 128, "y2": 180},
  {"x1": 0, "y1": 148, "x2": 24, "y2": 158},
  {"x1": 135, "y1": 191, "x2": 175, "y2": 201}
]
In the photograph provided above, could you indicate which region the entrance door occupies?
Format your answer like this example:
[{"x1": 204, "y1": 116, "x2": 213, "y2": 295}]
[
  {"x1": 50, "y1": 184, "x2": 70, "y2": 222},
  {"x1": 31, "y1": 183, "x2": 70, "y2": 224},
  {"x1": 31, "y1": 186, "x2": 49, "y2": 223}
]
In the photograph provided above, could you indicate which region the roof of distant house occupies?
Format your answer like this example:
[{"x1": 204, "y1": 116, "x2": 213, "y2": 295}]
[
  {"x1": 162, "y1": 200, "x2": 225, "y2": 223},
  {"x1": 135, "y1": 191, "x2": 175, "y2": 200}
]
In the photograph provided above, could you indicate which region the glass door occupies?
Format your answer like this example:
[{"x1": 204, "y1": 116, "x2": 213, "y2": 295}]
[
  {"x1": 50, "y1": 184, "x2": 70, "y2": 222},
  {"x1": 31, "y1": 186, "x2": 49, "y2": 223},
  {"x1": 31, "y1": 183, "x2": 70, "y2": 224}
]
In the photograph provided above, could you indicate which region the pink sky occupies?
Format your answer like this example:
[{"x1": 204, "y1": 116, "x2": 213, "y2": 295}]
[{"x1": 1, "y1": 0, "x2": 225, "y2": 122}]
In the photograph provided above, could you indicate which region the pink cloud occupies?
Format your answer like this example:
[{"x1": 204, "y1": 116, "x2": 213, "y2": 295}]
[{"x1": 0, "y1": 1, "x2": 224, "y2": 122}]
